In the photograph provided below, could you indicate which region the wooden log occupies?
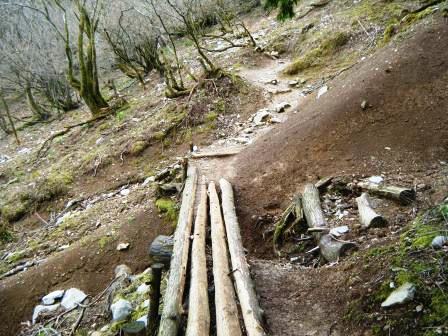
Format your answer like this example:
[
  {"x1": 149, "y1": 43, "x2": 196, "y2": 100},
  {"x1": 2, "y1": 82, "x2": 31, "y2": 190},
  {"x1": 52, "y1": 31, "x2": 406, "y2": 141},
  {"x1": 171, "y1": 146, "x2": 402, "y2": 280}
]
[
  {"x1": 148, "y1": 263, "x2": 164, "y2": 336},
  {"x1": 191, "y1": 147, "x2": 243, "y2": 159},
  {"x1": 302, "y1": 184, "x2": 356, "y2": 262},
  {"x1": 357, "y1": 181, "x2": 415, "y2": 205},
  {"x1": 220, "y1": 178, "x2": 266, "y2": 336},
  {"x1": 123, "y1": 321, "x2": 146, "y2": 336},
  {"x1": 209, "y1": 182, "x2": 242, "y2": 336},
  {"x1": 356, "y1": 193, "x2": 387, "y2": 228},
  {"x1": 158, "y1": 166, "x2": 198, "y2": 336},
  {"x1": 186, "y1": 176, "x2": 210, "y2": 336}
]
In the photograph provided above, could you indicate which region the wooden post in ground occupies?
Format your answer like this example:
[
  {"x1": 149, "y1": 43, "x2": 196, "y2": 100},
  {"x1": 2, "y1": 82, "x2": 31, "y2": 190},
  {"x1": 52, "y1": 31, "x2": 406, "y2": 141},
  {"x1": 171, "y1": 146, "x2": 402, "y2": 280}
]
[
  {"x1": 186, "y1": 176, "x2": 210, "y2": 336},
  {"x1": 158, "y1": 166, "x2": 198, "y2": 336},
  {"x1": 147, "y1": 263, "x2": 164, "y2": 336},
  {"x1": 356, "y1": 193, "x2": 387, "y2": 228},
  {"x1": 220, "y1": 178, "x2": 266, "y2": 336},
  {"x1": 209, "y1": 181, "x2": 242, "y2": 336},
  {"x1": 302, "y1": 183, "x2": 356, "y2": 262}
]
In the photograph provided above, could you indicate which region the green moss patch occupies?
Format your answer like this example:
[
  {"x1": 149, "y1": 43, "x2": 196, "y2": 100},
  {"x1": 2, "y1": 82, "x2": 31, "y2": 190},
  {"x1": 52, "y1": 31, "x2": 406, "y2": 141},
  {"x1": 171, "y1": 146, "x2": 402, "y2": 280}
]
[{"x1": 155, "y1": 198, "x2": 179, "y2": 228}]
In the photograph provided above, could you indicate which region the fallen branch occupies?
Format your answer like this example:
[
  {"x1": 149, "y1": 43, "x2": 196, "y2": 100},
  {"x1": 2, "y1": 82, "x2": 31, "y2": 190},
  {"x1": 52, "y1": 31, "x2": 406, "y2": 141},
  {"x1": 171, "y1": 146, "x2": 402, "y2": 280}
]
[
  {"x1": 356, "y1": 192, "x2": 387, "y2": 228},
  {"x1": 190, "y1": 147, "x2": 243, "y2": 159}
]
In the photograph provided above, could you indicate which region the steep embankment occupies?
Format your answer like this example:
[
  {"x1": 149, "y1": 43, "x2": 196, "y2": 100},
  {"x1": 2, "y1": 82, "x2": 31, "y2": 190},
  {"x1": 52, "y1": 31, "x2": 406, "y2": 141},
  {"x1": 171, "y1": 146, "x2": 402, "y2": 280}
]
[{"x1": 233, "y1": 18, "x2": 448, "y2": 258}]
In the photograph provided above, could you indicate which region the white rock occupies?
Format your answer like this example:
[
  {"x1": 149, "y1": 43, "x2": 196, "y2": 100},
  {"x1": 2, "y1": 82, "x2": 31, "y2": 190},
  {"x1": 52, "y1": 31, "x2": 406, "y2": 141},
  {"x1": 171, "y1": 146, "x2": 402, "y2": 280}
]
[
  {"x1": 61, "y1": 288, "x2": 87, "y2": 310},
  {"x1": 381, "y1": 282, "x2": 416, "y2": 308},
  {"x1": 136, "y1": 284, "x2": 150, "y2": 295},
  {"x1": 252, "y1": 109, "x2": 272, "y2": 124},
  {"x1": 117, "y1": 243, "x2": 130, "y2": 251},
  {"x1": 368, "y1": 176, "x2": 384, "y2": 184},
  {"x1": 270, "y1": 117, "x2": 282, "y2": 124},
  {"x1": 95, "y1": 137, "x2": 104, "y2": 145},
  {"x1": 192, "y1": 145, "x2": 199, "y2": 152},
  {"x1": 142, "y1": 299, "x2": 150, "y2": 308},
  {"x1": 111, "y1": 299, "x2": 133, "y2": 321},
  {"x1": 17, "y1": 147, "x2": 31, "y2": 155},
  {"x1": 115, "y1": 264, "x2": 132, "y2": 278},
  {"x1": 32, "y1": 304, "x2": 60, "y2": 324},
  {"x1": 330, "y1": 226, "x2": 349, "y2": 237},
  {"x1": 431, "y1": 236, "x2": 447, "y2": 249},
  {"x1": 0, "y1": 154, "x2": 10, "y2": 164},
  {"x1": 274, "y1": 102, "x2": 291, "y2": 113},
  {"x1": 142, "y1": 176, "x2": 155, "y2": 187},
  {"x1": 137, "y1": 315, "x2": 148, "y2": 327},
  {"x1": 316, "y1": 85, "x2": 328, "y2": 99},
  {"x1": 42, "y1": 290, "x2": 65, "y2": 305},
  {"x1": 120, "y1": 189, "x2": 130, "y2": 196}
]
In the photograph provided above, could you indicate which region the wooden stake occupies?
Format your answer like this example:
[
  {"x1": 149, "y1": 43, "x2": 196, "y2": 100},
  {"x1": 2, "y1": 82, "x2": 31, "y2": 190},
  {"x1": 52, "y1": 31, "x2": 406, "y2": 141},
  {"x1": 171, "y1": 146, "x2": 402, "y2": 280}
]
[
  {"x1": 356, "y1": 193, "x2": 387, "y2": 228},
  {"x1": 158, "y1": 166, "x2": 198, "y2": 336},
  {"x1": 209, "y1": 182, "x2": 242, "y2": 336},
  {"x1": 302, "y1": 184, "x2": 356, "y2": 262},
  {"x1": 148, "y1": 263, "x2": 164, "y2": 336},
  {"x1": 220, "y1": 178, "x2": 266, "y2": 336},
  {"x1": 186, "y1": 176, "x2": 210, "y2": 336}
]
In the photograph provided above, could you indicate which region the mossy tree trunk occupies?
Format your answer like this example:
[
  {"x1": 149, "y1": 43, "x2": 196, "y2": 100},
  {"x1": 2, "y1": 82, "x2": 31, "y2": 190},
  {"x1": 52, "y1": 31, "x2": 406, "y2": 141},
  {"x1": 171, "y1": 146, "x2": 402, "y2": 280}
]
[
  {"x1": 0, "y1": 91, "x2": 20, "y2": 144},
  {"x1": 25, "y1": 84, "x2": 50, "y2": 120}
]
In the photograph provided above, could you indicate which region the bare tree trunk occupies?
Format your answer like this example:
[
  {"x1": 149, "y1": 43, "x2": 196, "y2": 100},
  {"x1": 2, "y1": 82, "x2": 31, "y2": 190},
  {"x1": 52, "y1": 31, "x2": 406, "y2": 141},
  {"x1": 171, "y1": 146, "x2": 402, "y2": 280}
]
[
  {"x1": 0, "y1": 92, "x2": 19, "y2": 145},
  {"x1": 186, "y1": 176, "x2": 210, "y2": 336},
  {"x1": 158, "y1": 166, "x2": 198, "y2": 336},
  {"x1": 220, "y1": 179, "x2": 266, "y2": 336},
  {"x1": 209, "y1": 181, "x2": 242, "y2": 336}
]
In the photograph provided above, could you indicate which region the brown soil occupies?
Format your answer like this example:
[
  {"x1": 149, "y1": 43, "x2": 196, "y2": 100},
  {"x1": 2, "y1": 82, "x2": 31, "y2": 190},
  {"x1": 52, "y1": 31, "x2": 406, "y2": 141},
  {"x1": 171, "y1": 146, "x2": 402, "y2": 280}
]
[{"x1": 0, "y1": 206, "x2": 170, "y2": 336}]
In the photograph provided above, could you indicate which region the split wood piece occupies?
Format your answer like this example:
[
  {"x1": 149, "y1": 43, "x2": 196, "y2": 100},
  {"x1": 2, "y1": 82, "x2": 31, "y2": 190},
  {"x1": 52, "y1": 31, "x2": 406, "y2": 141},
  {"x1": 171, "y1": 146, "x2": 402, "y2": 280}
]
[
  {"x1": 357, "y1": 181, "x2": 415, "y2": 205},
  {"x1": 356, "y1": 193, "x2": 387, "y2": 228},
  {"x1": 302, "y1": 184, "x2": 356, "y2": 262},
  {"x1": 158, "y1": 166, "x2": 198, "y2": 336},
  {"x1": 209, "y1": 182, "x2": 242, "y2": 336},
  {"x1": 273, "y1": 194, "x2": 304, "y2": 249},
  {"x1": 220, "y1": 178, "x2": 267, "y2": 336},
  {"x1": 186, "y1": 176, "x2": 210, "y2": 336},
  {"x1": 191, "y1": 147, "x2": 243, "y2": 159}
]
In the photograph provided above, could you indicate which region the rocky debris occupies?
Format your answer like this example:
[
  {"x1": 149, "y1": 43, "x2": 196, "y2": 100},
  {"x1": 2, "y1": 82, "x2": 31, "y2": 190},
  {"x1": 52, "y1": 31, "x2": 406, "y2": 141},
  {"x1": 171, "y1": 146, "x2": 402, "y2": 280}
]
[
  {"x1": 120, "y1": 189, "x2": 130, "y2": 197},
  {"x1": 0, "y1": 154, "x2": 10, "y2": 164},
  {"x1": 431, "y1": 236, "x2": 447, "y2": 249},
  {"x1": 273, "y1": 102, "x2": 291, "y2": 113},
  {"x1": 330, "y1": 226, "x2": 349, "y2": 237},
  {"x1": 142, "y1": 176, "x2": 155, "y2": 187},
  {"x1": 111, "y1": 299, "x2": 133, "y2": 321},
  {"x1": 115, "y1": 264, "x2": 132, "y2": 278},
  {"x1": 42, "y1": 290, "x2": 65, "y2": 305},
  {"x1": 288, "y1": 80, "x2": 299, "y2": 87},
  {"x1": 316, "y1": 85, "x2": 328, "y2": 99},
  {"x1": 368, "y1": 176, "x2": 384, "y2": 184},
  {"x1": 381, "y1": 282, "x2": 416, "y2": 308},
  {"x1": 32, "y1": 304, "x2": 61, "y2": 324},
  {"x1": 61, "y1": 288, "x2": 87, "y2": 310},
  {"x1": 117, "y1": 242, "x2": 130, "y2": 251},
  {"x1": 361, "y1": 100, "x2": 368, "y2": 110},
  {"x1": 136, "y1": 283, "x2": 150, "y2": 295},
  {"x1": 149, "y1": 235, "x2": 174, "y2": 265}
]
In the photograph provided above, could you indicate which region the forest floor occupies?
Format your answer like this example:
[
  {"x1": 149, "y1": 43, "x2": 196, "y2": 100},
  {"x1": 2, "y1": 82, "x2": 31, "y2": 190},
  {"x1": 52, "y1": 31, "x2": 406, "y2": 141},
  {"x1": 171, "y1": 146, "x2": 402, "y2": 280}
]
[{"x1": 1, "y1": 1, "x2": 448, "y2": 336}]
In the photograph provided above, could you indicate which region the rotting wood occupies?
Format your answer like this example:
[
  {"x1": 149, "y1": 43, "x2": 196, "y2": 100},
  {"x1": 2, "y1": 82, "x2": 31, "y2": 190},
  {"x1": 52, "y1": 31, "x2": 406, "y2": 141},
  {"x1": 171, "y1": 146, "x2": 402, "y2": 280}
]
[
  {"x1": 209, "y1": 181, "x2": 242, "y2": 336},
  {"x1": 356, "y1": 192, "x2": 387, "y2": 228},
  {"x1": 186, "y1": 176, "x2": 210, "y2": 336},
  {"x1": 273, "y1": 194, "x2": 304, "y2": 250},
  {"x1": 220, "y1": 178, "x2": 266, "y2": 336},
  {"x1": 302, "y1": 184, "x2": 356, "y2": 262},
  {"x1": 158, "y1": 166, "x2": 198, "y2": 336},
  {"x1": 357, "y1": 181, "x2": 415, "y2": 205}
]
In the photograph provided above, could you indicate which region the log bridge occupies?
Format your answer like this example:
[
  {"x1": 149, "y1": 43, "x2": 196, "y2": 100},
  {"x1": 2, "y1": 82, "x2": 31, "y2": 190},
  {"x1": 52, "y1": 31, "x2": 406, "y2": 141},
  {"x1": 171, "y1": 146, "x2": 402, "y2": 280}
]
[{"x1": 157, "y1": 165, "x2": 266, "y2": 336}]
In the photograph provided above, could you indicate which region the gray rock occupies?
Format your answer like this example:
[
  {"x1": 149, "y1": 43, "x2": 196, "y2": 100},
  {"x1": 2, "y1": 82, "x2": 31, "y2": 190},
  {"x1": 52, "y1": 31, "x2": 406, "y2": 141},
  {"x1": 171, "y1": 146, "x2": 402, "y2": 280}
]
[
  {"x1": 431, "y1": 236, "x2": 447, "y2": 249},
  {"x1": 117, "y1": 243, "x2": 130, "y2": 251},
  {"x1": 32, "y1": 304, "x2": 60, "y2": 324},
  {"x1": 115, "y1": 264, "x2": 132, "y2": 278},
  {"x1": 330, "y1": 226, "x2": 349, "y2": 237},
  {"x1": 274, "y1": 102, "x2": 291, "y2": 113},
  {"x1": 252, "y1": 109, "x2": 272, "y2": 124},
  {"x1": 120, "y1": 189, "x2": 130, "y2": 197},
  {"x1": 136, "y1": 283, "x2": 150, "y2": 295},
  {"x1": 316, "y1": 85, "x2": 328, "y2": 99},
  {"x1": 288, "y1": 80, "x2": 299, "y2": 87},
  {"x1": 368, "y1": 176, "x2": 384, "y2": 184},
  {"x1": 42, "y1": 290, "x2": 65, "y2": 305},
  {"x1": 111, "y1": 299, "x2": 133, "y2": 321},
  {"x1": 381, "y1": 282, "x2": 416, "y2": 307},
  {"x1": 136, "y1": 315, "x2": 148, "y2": 327},
  {"x1": 361, "y1": 100, "x2": 368, "y2": 110},
  {"x1": 61, "y1": 288, "x2": 87, "y2": 310},
  {"x1": 149, "y1": 235, "x2": 174, "y2": 265}
]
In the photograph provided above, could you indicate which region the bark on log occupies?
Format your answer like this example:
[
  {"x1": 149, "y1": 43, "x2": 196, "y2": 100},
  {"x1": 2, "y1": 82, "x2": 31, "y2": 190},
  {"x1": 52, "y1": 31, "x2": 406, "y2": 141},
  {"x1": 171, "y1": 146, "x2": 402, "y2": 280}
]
[
  {"x1": 356, "y1": 193, "x2": 387, "y2": 228},
  {"x1": 209, "y1": 182, "x2": 242, "y2": 336},
  {"x1": 186, "y1": 176, "x2": 210, "y2": 336},
  {"x1": 357, "y1": 181, "x2": 415, "y2": 205},
  {"x1": 220, "y1": 178, "x2": 266, "y2": 336},
  {"x1": 158, "y1": 166, "x2": 198, "y2": 336},
  {"x1": 302, "y1": 184, "x2": 356, "y2": 262},
  {"x1": 148, "y1": 263, "x2": 164, "y2": 336}
]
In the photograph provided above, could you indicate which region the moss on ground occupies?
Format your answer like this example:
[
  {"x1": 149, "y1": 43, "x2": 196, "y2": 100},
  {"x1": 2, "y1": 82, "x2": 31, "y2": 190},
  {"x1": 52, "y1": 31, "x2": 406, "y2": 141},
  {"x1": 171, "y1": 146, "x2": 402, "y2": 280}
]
[
  {"x1": 155, "y1": 198, "x2": 179, "y2": 228},
  {"x1": 345, "y1": 202, "x2": 448, "y2": 335}
]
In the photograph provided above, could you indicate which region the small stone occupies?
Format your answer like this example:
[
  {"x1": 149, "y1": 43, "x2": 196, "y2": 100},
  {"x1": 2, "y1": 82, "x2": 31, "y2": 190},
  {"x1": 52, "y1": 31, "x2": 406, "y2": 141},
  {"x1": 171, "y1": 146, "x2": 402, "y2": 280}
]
[
  {"x1": 416, "y1": 304, "x2": 423, "y2": 312},
  {"x1": 368, "y1": 176, "x2": 384, "y2": 184},
  {"x1": 42, "y1": 290, "x2": 65, "y2": 305},
  {"x1": 136, "y1": 315, "x2": 148, "y2": 327},
  {"x1": 417, "y1": 183, "x2": 430, "y2": 191},
  {"x1": 96, "y1": 137, "x2": 105, "y2": 145},
  {"x1": 252, "y1": 109, "x2": 272, "y2": 124},
  {"x1": 270, "y1": 117, "x2": 282, "y2": 124},
  {"x1": 61, "y1": 288, "x2": 87, "y2": 310},
  {"x1": 288, "y1": 80, "x2": 299, "y2": 87},
  {"x1": 115, "y1": 264, "x2": 132, "y2": 278},
  {"x1": 117, "y1": 243, "x2": 130, "y2": 251},
  {"x1": 142, "y1": 176, "x2": 155, "y2": 187},
  {"x1": 316, "y1": 85, "x2": 328, "y2": 99},
  {"x1": 274, "y1": 102, "x2": 291, "y2": 113},
  {"x1": 431, "y1": 236, "x2": 447, "y2": 249},
  {"x1": 330, "y1": 226, "x2": 349, "y2": 237},
  {"x1": 269, "y1": 79, "x2": 278, "y2": 85},
  {"x1": 142, "y1": 299, "x2": 150, "y2": 308},
  {"x1": 290, "y1": 257, "x2": 299, "y2": 263},
  {"x1": 120, "y1": 189, "x2": 130, "y2": 196},
  {"x1": 111, "y1": 299, "x2": 133, "y2": 321},
  {"x1": 136, "y1": 283, "x2": 150, "y2": 295},
  {"x1": 32, "y1": 304, "x2": 60, "y2": 324},
  {"x1": 381, "y1": 282, "x2": 416, "y2": 307},
  {"x1": 361, "y1": 100, "x2": 368, "y2": 110}
]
